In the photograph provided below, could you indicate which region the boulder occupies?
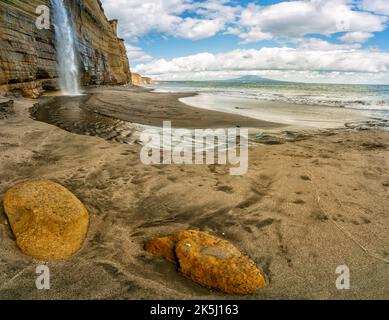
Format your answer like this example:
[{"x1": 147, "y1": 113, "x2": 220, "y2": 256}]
[
  {"x1": 145, "y1": 235, "x2": 177, "y2": 263},
  {"x1": 3, "y1": 180, "x2": 89, "y2": 260},
  {"x1": 0, "y1": 98, "x2": 14, "y2": 119},
  {"x1": 145, "y1": 230, "x2": 266, "y2": 294}
]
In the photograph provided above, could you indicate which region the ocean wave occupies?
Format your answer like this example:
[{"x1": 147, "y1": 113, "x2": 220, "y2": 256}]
[
  {"x1": 218, "y1": 90, "x2": 389, "y2": 111},
  {"x1": 150, "y1": 84, "x2": 389, "y2": 112}
]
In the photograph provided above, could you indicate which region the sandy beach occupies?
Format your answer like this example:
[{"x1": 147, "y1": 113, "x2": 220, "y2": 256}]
[
  {"x1": 1, "y1": 86, "x2": 389, "y2": 300},
  {"x1": 34, "y1": 86, "x2": 284, "y2": 129}
]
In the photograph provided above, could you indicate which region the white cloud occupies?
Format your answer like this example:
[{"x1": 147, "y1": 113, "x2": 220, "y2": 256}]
[
  {"x1": 101, "y1": 0, "x2": 388, "y2": 43},
  {"x1": 235, "y1": 0, "x2": 387, "y2": 43},
  {"x1": 100, "y1": 0, "x2": 389, "y2": 84},
  {"x1": 135, "y1": 47, "x2": 389, "y2": 82},
  {"x1": 101, "y1": 0, "x2": 234, "y2": 41},
  {"x1": 299, "y1": 38, "x2": 361, "y2": 50},
  {"x1": 125, "y1": 45, "x2": 153, "y2": 63},
  {"x1": 101, "y1": 0, "x2": 190, "y2": 41},
  {"x1": 339, "y1": 32, "x2": 374, "y2": 43},
  {"x1": 360, "y1": 0, "x2": 389, "y2": 15},
  {"x1": 237, "y1": 27, "x2": 274, "y2": 44},
  {"x1": 174, "y1": 18, "x2": 225, "y2": 40}
]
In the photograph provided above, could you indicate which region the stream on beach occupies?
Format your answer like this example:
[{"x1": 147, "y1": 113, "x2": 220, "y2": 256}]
[{"x1": 31, "y1": 95, "x2": 141, "y2": 145}]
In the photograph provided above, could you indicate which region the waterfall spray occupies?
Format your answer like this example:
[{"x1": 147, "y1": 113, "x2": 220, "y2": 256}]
[{"x1": 51, "y1": 0, "x2": 81, "y2": 96}]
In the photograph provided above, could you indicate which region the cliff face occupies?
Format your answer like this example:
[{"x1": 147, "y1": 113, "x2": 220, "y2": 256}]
[
  {"x1": 0, "y1": 0, "x2": 131, "y2": 98},
  {"x1": 68, "y1": 0, "x2": 131, "y2": 86},
  {"x1": 131, "y1": 72, "x2": 154, "y2": 86}
]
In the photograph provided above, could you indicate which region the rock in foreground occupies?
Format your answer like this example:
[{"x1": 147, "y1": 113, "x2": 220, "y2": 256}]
[
  {"x1": 3, "y1": 180, "x2": 89, "y2": 260},
  {"x1": 146, "y1": 230, "x2": 266, "y2": 294}
]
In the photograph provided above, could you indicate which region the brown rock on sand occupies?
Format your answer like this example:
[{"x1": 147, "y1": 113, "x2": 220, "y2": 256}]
[
  {"x1": 3, "y1": 180, "x2": 89, "y2": 260},
  {"x1": 146, "y1": 231, "x2": 266, "y2": 294},
  {"x1": 145, "y1": 235, "x2": 177, "y2": 263}
]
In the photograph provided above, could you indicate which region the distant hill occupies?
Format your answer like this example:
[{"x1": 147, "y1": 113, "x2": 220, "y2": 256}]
[
  {"x1": 160, "y1": 76, "x2": 285, "y2": 84},
  {"x1": 222, "y1": 75, "x2": 283, "y2": 83}
]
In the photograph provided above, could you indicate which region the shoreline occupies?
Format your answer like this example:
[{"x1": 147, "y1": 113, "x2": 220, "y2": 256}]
[
  {"x1": 0, "y1": 87, "x2": 389, "y2": 299},
  {"x1": 30, "y1": 86, "x2": 389, "y2": 146},
  {"x1": 179, "y1": 92, "x2": 383, "y2": 130}
]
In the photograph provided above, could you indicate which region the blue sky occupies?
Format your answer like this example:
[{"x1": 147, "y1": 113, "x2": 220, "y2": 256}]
[{"x1": 101, "y1": 0, "x2": 389, "y2": 84}]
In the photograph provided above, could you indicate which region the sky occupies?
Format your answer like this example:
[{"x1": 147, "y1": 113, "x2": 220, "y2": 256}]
[{"x1": 100, "y1": 0, "x2": 389, "y2": 84}]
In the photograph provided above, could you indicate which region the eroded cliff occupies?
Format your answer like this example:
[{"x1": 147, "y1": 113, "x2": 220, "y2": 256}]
[
  {"x1": 131, "y1": 72, "x2": 154, "y2": 86},
  {"x1": 0, "y1": 0, "x2": 131, "y2": 97}
]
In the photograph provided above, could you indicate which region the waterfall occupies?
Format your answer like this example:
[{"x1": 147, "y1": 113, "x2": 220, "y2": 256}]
[{"x1": 51, "y1": 0, "x2": 81, "y2": 96}]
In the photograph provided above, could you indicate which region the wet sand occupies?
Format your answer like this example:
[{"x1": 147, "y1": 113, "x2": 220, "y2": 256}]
[
  {"x1": 30, "y1": 87, "x2": 287, "y2": 146},
  {"x1": 0, "y1": 87, "x2": 389, "y2": 299},
  {"x1": 181, "y1": 93, "x2": 377, "y2": 130},
  {"x1": 63, "y1": 86, "x2": 283, "y2": 129}
]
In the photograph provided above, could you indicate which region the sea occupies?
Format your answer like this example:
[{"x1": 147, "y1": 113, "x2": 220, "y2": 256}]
[{"x1": 147, "y1": 81, "x2": 389, "y2": 129}]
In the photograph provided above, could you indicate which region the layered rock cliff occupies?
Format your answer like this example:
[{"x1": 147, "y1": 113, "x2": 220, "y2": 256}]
[
  {"x1": 131, "y1": 72, "x2": 155, "y2": 86},
  {"x1": 0, "y1": 0, "x2": 131, "y2": 97}
]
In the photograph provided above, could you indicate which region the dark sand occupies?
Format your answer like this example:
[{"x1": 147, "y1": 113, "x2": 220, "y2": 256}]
[
  {"x1": 0, "y1": 87, "x2": 388, "y2": 299},
  {"x1": 46, "y1": 86, "x2": 283, "y2": 129}
]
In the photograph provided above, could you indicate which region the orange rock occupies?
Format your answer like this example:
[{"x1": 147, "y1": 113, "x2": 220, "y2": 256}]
[
  {"x1": 145, "y1": 236, "x2": 176, "y2": 263},
  {"x1": 3, "y1": 180, "x2": 89, "y2": 260},
  {"x1": 145, "y1": 230, "x2": 266, "y2": 294},
  {"x1": 145, "y1": 230, "x2": 199, "y2": 262}
]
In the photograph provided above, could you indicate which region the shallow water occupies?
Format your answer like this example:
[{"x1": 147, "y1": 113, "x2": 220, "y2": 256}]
[
  {"x1": 180, "y1": 93, "x2": 375, "y2": 129},
  {"x1": 31, "y1": 96, "x2": 141, "y2": 144},
  {"x1": 149, "y1": 81, "x2": 389, "y2": 114}
]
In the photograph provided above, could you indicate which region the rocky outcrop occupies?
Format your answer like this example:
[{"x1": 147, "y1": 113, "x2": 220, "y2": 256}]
[
  {"x1": 69, "y1": 1, "x2": 131, "y2": 86},
  {"x1": 0, "y1": 97, "x2": 15, "y2": 119},
  {"x1": 0, "y1": 0, "x2": 131, "y2": 98},
  {"x1": 131, "y1": 72, "x2": 155, "y2": 86},
  {"x1": 146, "y1": 230, "x2": 266, "y2": 294},
  {"x1": 3, "y1": 180, "x2": 89, "y2": 260}
]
